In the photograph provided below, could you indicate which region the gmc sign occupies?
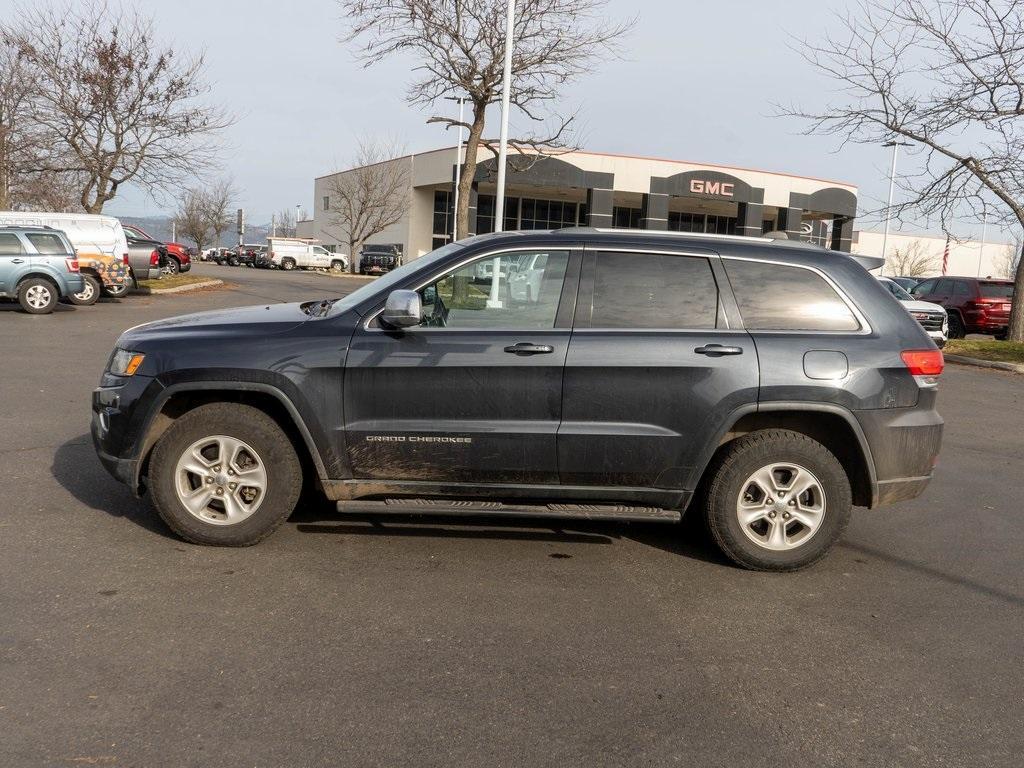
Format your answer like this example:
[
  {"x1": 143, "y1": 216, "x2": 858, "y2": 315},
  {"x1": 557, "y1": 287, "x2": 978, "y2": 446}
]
[{"x1": 690, "y1": 179, "x2": 735, "y2": 198}]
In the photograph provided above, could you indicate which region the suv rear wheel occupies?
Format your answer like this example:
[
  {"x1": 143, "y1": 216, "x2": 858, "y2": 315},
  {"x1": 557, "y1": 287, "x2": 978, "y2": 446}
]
[
  {"x1": 703, "y1": 430, "x2": 852, "y2": 571},
  {"x1": 149, "y1": 403, "x2": 302, "y2": 546},
  {"x1": 947, "y1": 312, "x2": 966, "y2": 339},
  {"x1": 18, "y1": 277, "x2": 57, "y2": 314}
]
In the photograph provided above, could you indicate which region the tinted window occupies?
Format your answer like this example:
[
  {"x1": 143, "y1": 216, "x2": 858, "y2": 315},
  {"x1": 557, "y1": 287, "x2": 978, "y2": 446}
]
[
  {"x1": 953, "y1": 281, "x2": 971, "y2": 296},
  {"x1": 880, "y1": 279, "x2": 912, "y2": 300},
  {"x1": 419, "y1": 250, "x2": 569, "y2": 329},
  {"x1": 588, "y1": 252, "x2": 718, "y2": 329},
  {"x1": 979, "y1": 282, "x2": 1014, "y2": 299},
  {"x1": 26, "y1": 233, "x2": 68, "y2": 254},
  {"x1": 913, "y1": 279, "x2": 937, "y2": 295},
  {"x1": 935, "y1": 279, "x2": 954, "y2": 294},
  {"x1": 726, "y1": 259, "x2": 860, "y2": 332},
  {"x1": 0, "y1": 233, "x2": 24, "y2": 255}
]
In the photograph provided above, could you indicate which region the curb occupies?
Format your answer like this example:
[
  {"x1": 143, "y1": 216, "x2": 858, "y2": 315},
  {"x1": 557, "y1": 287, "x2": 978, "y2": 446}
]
[
  {"x1": 945, "y1": 354, "x2": 1024, "y2": 374},
  {"x1": 137, "y1": 279, "x2": 225, "y2": 295},
  {"x1": 313, "y1": 270, "x2": 378, "y2": 280}
]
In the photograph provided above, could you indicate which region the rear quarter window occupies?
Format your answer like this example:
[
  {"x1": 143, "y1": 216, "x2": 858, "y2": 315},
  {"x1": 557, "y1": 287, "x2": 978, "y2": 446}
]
[
  {"x1": 725, "y1": 259, "x2": 861, "y2": 332},
  {"x1": 979, "y1": 282, "x2": 1014, "y2": 299}
]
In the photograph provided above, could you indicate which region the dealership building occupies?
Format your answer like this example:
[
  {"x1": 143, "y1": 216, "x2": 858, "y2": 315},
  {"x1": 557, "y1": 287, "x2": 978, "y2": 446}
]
[{"x1": 301, "y1": 146, "x2": 860, "y2": 261}]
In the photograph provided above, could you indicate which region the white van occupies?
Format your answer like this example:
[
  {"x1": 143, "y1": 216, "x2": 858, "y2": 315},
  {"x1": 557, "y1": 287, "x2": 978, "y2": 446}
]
[
  {"x1": 267, "y1": 237, "x2": 348, "y2": 271},
  {"x1": 0, "y1": 211, "x2": 130, "y2": 296}
]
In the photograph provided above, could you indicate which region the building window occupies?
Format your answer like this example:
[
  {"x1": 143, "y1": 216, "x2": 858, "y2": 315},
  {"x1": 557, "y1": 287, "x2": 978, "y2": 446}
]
[
  {"x1": 612, "y1": 206, "x2": 641, "y2": 229},
  {"x1": 475, "y1": 194, "x2": 583, "y2": 233},
  {"x1": 668, "y1": 211, "x2": 736, "y2": 235},
  {"x1": 322, "y1": 195, "x2": 330, "y2": 212},
  {"x1": 433, "y1": 189, "x2": 454, "y2": 245}
]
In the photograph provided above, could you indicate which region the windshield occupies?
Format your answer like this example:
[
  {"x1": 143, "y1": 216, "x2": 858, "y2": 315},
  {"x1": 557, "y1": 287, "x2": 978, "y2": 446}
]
[
  {"x1": 881, "y1": 279, "x2": 913, "y2": 301},
  {"x1": 979, "y1": 282, "x2": 1014, "y2": 299},
  {"x1": 327, "y1": 240, "x2": 470, "y2": 316}
]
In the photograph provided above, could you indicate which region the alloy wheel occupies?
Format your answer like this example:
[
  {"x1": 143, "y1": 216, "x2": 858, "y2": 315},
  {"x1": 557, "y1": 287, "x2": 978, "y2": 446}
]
[
  {"x1": 174, "y1": 435, "x2": 268, "y2": 525},
  {"x1": 735, "y1": 462, "x2": 826, "y2": 551},
  {"x1": 25, "y1": 284, "x2": 52, "y2": 309}
]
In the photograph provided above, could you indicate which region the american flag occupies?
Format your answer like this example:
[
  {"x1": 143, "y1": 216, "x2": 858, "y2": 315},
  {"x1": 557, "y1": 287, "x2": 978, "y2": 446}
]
[{"x1": 941, "y1": 236, "x2": 950, "y2": 275}]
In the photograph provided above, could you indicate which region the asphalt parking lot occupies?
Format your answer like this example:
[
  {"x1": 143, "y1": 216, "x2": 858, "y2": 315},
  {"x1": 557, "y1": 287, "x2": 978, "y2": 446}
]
[{"x1": 1, "y1": 263, "x2": 1022, "y2": 767}]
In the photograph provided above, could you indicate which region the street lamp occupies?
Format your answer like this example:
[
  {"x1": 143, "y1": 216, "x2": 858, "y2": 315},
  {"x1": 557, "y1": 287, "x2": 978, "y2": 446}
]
[
  {"x1": 295, "y1": 204, "x2": 301, "y2": 237},
  {"x1": 881, "y1": 140, "x2": 912, "y2": 270},
  {"x1": 444, "y1": 95, "x2": 467, "y2": 242},
  {"x1": 488, "y1": 0, "x2": 515, "y2": 309}
]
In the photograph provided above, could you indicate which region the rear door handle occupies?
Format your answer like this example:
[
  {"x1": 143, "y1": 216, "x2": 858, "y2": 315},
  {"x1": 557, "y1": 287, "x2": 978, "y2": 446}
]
[
  {"x1": 504, "y1": 342, "x2": 554, "y2": 356},
  {"x1": 695, "y1": 344, "x2": 744, "y2": 356}
]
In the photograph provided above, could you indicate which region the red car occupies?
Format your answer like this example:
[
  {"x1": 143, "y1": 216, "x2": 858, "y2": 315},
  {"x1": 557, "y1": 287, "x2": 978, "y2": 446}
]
[
  {"x1": 122, "y1": 224, "x2": 192, "y2": 274},
  {"x1": 910, "y1": 276, "x2": 1014, "y2": 338}
]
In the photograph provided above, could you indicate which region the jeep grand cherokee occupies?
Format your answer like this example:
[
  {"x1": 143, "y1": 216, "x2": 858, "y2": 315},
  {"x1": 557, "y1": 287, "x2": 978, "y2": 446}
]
[{"x1": 91, "y1": 229, "x2": 944, "y2": 571}]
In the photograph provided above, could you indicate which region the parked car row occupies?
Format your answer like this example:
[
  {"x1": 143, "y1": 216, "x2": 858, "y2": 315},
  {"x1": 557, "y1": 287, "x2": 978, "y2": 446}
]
[
  {"x1": 202, "y1": 238, "x2": 350, "y2": 272},
  {"x1": 0, "y1": 211, "x2": 187, "y2": 314}
]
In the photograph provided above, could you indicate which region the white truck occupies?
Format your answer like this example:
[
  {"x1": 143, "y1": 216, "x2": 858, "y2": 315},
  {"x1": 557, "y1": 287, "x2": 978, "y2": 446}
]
[{"x1": 266, "y1": 238, "x2": 348, "y2": 271}]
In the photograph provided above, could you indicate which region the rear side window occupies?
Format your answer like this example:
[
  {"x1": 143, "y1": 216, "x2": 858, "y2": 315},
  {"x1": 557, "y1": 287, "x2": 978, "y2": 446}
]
[
  {"x1": 726, "y1": 259, "x2": 861, "y2": 332},
  {"x1": 588, "y1": 252, "x2": 719, "y2": 329},
  {"x1": 26, "y1": 233, "x2": 68, "y2": 254},
  {"x1": 953, "y1": 281, "x2": 971, "y2": 296},
  {"x1": 0, "y1": 233, "x2": 25, "y2": 255},
  {"x1": 979, "y1": 282, "x2": 1014, "y2": 299}
]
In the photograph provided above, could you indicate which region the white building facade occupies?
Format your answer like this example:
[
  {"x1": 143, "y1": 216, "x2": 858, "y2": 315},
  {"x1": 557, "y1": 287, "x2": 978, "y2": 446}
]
[
  {"x1": 307, "y1": 146, "x2": 860, "y2": 262},
  {"x1": 852, "y1": 230, "x2": 1016, "y2": 279}
]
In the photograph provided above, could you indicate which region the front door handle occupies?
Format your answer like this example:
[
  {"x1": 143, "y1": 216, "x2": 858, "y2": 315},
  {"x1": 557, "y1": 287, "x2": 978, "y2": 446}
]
[
  {"x1": 695, "y1": 344, "x2": 744, "y2": 356},
  {"x1": 504, "y1": 342, "x2": 554, "y2": 356},
  {"x1": 11, "y1": 258, "x2": 25, "y2": 264}
]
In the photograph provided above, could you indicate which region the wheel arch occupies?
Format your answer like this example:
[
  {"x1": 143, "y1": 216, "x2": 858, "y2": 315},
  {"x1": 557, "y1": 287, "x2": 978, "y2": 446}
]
[
  {"x1": 16, "y1": 271, "x2": 62, "y2": 294},
  {"x1": 696, "y1": 403, "x2": 877, "y2": 508},
  {"x1": 135, "y1": 382, "x2": 329, "y2": 493}
]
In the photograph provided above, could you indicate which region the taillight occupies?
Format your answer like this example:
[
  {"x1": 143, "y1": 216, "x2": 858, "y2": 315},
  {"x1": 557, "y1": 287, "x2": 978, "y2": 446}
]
[
  {"x1": 65, "y1": 258, "x2": 80, "y2": 273},
  {"x1": 150, "y1": 249, "x2": 160, "y2": 266},
  {"x1": 901, "y1": 349, "x2": 944, "y2": 376},
  {"x1": 123, "y1": 252, "x2": 129, "y2": 265}
]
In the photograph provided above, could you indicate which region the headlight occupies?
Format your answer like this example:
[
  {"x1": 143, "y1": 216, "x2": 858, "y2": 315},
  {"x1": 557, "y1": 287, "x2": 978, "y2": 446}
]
[{"x1": 109, "y1": 349, "x2": 146, "y2": 376}]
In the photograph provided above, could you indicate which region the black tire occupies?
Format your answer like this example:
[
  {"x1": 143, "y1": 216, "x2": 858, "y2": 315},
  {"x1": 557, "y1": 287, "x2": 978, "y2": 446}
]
[
  {"x1": 67, "y1": 274, "x2": 101, "y2": 306},
  {"x1": 330, "y1": 259, "x2": 345, "y2": 272},
  {"x1": 17, "y1": 277, "x2": 58, "y2": 314},
  {"x1": 947, "y1": 313, "x2": 966, "y2": 339},
  {"x1": 281, "y1": 258, "x2": 296, "y2": 271},
  {"x1": 163, "y1": 257, "x2": 180, "y2": 275},
  {"x1": 148, "y1": 403, "x2": 303, "y2": 546},
  {"x1": 227, "y1": 256, "x2": 240, "y2": 267},
  {"x1": 703, "y1": 429, "x2": 852, "y2": 572}
]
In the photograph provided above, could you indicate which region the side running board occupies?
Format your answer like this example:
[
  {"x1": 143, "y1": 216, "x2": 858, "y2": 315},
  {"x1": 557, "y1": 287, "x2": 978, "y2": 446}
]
[{"x1": 336, "y1": 498, "x2": 681, "y2": 523}]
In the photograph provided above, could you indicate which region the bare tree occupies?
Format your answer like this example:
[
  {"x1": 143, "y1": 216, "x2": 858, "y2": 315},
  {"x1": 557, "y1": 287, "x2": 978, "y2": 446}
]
[
  {"x1": 340, "y1": 0, "x2": 633, "y2": 239},
  {"x1": 275, "y1": 208, "x2": 296, "y2": 238},
  {"x1": 202, "y1": 178, "x2": 236, "y2": 247},
  {"x1": 174, "y1": 189, "x2": 212, "y2": 252},
  {"x1": 888, "y1": 241, "x2": 937, "y2": 277},
  {"x1": 994, "y1": 238, "x2": 1022, "y2": 280},
  {"x1": 2, "y1": 0, "x2": 230, "y2": 214},
  {"x1": 324, "y1": 138, "x2": 409, "y2": 272},
  {"x1": 783, "y1": 0, "x2": 1024, "y2": 340}
]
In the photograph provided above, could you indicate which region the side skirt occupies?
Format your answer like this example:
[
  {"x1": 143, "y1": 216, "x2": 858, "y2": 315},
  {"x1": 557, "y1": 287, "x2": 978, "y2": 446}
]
[{"x1": 336, "y1": 498, "x2": 682, "y2": 523}]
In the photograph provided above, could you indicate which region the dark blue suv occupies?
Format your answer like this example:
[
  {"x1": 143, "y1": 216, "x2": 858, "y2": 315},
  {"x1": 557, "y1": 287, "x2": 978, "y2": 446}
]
[{"x1": 92, "y1": 230, "x2": 944, "y2": 570}]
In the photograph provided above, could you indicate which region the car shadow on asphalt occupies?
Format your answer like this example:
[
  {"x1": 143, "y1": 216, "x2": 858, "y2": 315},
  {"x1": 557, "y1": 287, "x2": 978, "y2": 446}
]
[{"x1": 52, "y1": 435, "x2": 177, "y2": 540}]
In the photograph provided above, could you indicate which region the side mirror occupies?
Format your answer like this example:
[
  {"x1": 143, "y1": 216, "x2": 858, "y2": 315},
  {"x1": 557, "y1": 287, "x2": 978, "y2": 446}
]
[{"x1": 381, "y1": 289, "x2": 422, "y2": 328}]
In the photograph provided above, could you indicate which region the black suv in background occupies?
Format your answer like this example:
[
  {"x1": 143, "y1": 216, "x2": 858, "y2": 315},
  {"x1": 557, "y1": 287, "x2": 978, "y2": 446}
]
[
  {"x1": 91, "y1": 230, "x2": 944, "y2": 571},
  {"x1": 359, "y1": 243, "x2": 402, "y2": 274}
]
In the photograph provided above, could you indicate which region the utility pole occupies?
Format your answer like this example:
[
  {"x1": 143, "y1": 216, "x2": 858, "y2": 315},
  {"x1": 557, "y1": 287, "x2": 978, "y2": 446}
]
[{"x1": 881, "y1": 140, "x2": 911, "y2": 272}]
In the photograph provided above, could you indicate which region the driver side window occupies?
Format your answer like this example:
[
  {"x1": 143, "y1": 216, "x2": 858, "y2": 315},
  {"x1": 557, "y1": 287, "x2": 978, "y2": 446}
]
[{"x1": 419, "y1": 250, "x2": 569, "y2": 329}]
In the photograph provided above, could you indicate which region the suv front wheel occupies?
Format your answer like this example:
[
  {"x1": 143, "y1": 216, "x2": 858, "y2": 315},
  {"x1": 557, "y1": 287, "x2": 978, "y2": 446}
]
[
  {"x1": 149, "y1": 403, "x2": 303, "y2": 546},
  {"x1": 703, "y1": 430, "x2": 852, "y2": 571}
]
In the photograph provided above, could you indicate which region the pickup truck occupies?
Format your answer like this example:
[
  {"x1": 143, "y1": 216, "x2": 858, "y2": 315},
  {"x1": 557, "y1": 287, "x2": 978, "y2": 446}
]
[{"x1": 267, "y1": 238, "x2": 348, "y2": 272}]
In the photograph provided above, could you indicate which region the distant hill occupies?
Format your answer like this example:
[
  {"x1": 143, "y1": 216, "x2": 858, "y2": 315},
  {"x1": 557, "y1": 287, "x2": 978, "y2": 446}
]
[{"x1": 118, "y1": 215, "x2": 275, "y2": 246}]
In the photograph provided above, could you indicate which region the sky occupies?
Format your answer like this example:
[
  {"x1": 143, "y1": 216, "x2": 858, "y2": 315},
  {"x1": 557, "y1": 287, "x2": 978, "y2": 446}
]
[{"x1": 3, "y1": 0, "x2": 1008, "y2": 239}]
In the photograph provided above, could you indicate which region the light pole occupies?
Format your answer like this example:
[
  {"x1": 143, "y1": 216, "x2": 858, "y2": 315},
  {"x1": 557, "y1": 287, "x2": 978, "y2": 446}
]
[
  {"x1": 977, "y1": 207, "x2": 988, "y2": 277},
  {"x1": 295, "y1": 204, "x2": 301, "y2": 237},
  {"x1": 445, "y1": 95, "x2": 467, "y2": 242},
  {"x1": 881, "y1": 140, "x2": 912, "y2": 271},
  {"x1": 488, "y1": 0, "x2": 515, "y2": 309}
]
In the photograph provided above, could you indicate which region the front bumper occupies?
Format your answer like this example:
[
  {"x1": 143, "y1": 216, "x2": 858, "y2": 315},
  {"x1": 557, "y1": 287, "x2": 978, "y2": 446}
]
[{"x1": 91, "y1": 375, "x2": 161, "y2": 495}]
